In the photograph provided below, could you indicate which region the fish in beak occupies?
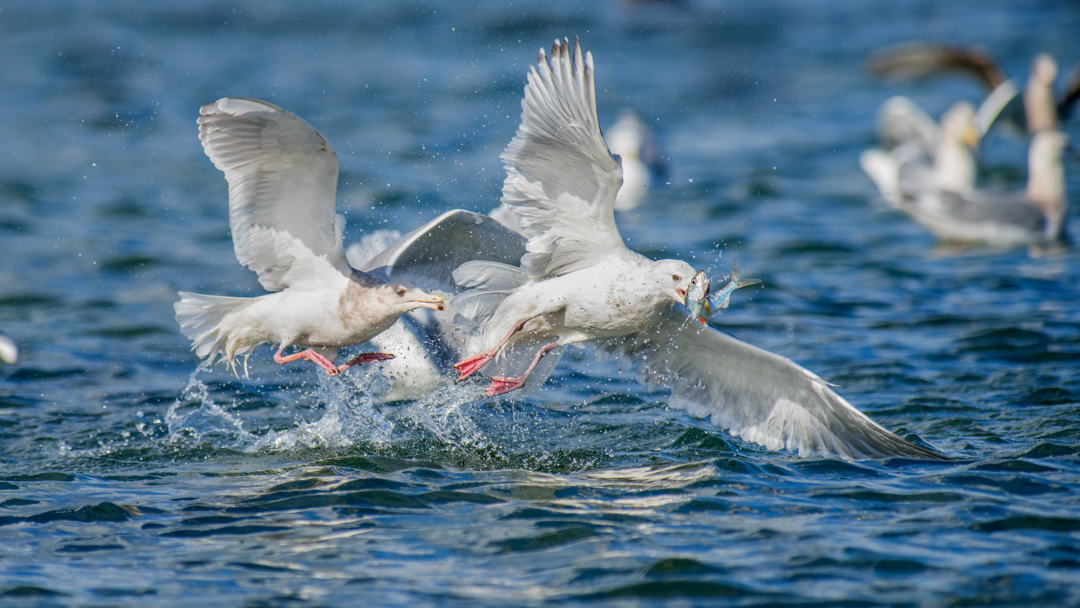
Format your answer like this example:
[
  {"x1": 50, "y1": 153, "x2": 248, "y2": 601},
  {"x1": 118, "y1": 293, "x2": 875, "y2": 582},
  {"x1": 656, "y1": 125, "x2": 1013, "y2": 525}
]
[
  {"x1": 710, "y1": 260, "x2": 761, "y2": 311},
  {"x1": 684, "y1": 270, "x2": 711, "y2": 324},
  {"x1": 683, "y1": 261, "x2": 761, "y2": 324}
]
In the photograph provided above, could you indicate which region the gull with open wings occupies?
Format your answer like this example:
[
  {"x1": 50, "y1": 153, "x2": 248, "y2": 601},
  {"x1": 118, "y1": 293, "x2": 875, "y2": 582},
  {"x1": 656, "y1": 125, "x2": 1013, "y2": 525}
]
[
  {"x1": 174, "y1": 98, "x2": 446, "y2": 377},
  {"x1": 452, "y1": 38, "x2": 946, "y2": 460}
]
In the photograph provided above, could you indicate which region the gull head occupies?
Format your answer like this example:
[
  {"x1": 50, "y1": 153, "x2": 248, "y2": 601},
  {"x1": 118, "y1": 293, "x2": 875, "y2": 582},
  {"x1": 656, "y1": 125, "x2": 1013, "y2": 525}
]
[
  {"x1": 652, "y1": 259, "x2": 699, "y2": 308},
  {"x1": 1032, "y1": 53, "x2": 1058, "y2": 85},
  {"x1": 940, "y1": 101, "x2": 979, "y2": 150},
  {"x1": 374, "y1": 282, "x2": 447, "y2": 315}
]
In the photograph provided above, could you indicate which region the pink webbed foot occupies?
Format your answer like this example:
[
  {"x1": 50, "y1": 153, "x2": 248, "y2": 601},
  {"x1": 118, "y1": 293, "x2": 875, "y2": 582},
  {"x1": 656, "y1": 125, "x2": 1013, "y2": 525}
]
[
  {"x1": 486, "y1": 375, "x2": 528, "y2": 396},
  {"x1": 483, "y1": 342, "x2": 559, "y2": 397},
  {"x1": 455, "y1": 317, "x2": 533, "y2": 382},
  {"x1": 274, "y1": 348, "x2": 340, "y2": 376},
  {"x1": 454, "y1": 352, "x2": 494, "y2": 381},
  {"x1": 336, "y1": 352, "x2": 395, "y2": 373}
]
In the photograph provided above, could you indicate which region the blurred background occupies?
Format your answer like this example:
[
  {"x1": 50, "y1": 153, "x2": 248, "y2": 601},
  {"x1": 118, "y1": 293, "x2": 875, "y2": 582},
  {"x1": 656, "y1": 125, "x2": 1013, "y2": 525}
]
[{"x1": 1, "y1": 1, "x2": 1078, "y2": 606}]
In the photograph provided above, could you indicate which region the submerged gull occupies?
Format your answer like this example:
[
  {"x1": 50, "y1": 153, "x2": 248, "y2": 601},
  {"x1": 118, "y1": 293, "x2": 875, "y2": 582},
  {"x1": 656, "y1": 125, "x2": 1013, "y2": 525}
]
[
  {"x1": 175, "y1": 98, "x2": 445, "y2": 376},
  {"x1": 346, "y1": 209, "x2": 527, "y2": 402},
  {"x1": 453, "y1": 38, "x2": 944, "y2": 460}
]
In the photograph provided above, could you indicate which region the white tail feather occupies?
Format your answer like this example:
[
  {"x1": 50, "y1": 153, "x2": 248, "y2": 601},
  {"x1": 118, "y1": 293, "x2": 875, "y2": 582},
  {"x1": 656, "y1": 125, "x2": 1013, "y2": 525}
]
[{"x1": 174, "y1": 292, "x2": 257, "y2": 373}]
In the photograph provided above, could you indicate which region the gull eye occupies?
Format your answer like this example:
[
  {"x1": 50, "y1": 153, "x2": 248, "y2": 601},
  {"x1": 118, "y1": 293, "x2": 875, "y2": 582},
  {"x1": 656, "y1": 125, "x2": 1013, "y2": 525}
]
[
  {"x1": 396, "y1": 287, "x2": 406, "y2": 297},
  {"x1": 672, "y1": 274, "x2": 680, "y2": 282}
]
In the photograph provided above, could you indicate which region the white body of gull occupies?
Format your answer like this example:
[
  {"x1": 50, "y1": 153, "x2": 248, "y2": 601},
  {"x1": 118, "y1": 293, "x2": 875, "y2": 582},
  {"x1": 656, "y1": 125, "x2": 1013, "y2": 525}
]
[
  {"x1": 452, "y1": 38, "x2": 944, "y2": 460},
  {"x1": 174, "y1": 98, "x2": 445, "y2": 377},
  {"x1": 863, "y1": 128, "x2": 1069, "y2": 246}
]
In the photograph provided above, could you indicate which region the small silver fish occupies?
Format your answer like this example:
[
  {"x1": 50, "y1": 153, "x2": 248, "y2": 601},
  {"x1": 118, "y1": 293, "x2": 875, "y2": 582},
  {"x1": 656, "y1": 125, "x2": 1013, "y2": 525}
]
[
  {"x1": 710, "y1": 260, "x2": 761, "y2": 311},
  {"x1": 684, "y1": 270, "x2": 711, "y2": 324}
]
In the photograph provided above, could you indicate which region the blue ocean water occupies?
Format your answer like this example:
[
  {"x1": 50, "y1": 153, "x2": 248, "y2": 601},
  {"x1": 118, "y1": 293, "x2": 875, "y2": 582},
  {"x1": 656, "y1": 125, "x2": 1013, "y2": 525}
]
[{"x1": 2, "y1": 1, "x2": 1079, "y2": 606}]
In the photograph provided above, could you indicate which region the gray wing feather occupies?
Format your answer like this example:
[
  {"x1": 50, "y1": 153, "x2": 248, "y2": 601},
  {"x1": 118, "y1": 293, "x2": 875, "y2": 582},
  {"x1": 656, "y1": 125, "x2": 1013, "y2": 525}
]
[
  {"x1": 360, "y1": 209, "x2": 526, "y2": 291},
  {"x1": 601, "y1": 306, "x2": 947, "y2": 460}
]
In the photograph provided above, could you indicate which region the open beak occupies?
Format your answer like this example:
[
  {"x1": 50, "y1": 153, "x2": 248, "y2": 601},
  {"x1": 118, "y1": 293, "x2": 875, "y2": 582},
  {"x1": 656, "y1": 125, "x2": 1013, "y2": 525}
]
[{"x1": 411, "y1": 295, "x2": 446, "y2": 311}]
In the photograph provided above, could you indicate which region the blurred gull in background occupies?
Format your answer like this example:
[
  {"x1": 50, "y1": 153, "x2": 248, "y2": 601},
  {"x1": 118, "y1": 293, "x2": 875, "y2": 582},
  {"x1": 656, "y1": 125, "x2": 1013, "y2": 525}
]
[
  {"x1": 869, "y1": 42, "x2": 1080, "y2": 135},
  {"x1": 605, "y1": 108, "x2": 667, "y2": 210},
  {"x1": 863, "y1": 99, "x2": 981, "y2": 199},
  {"x1": 864, "y1": 43, "x2": 1074, "y2": 249},
  {"x1": 863, "y1": 128, "x2": 1069, "y2": 247},
  {"x1": 451, "y1": 38, "x2": 945, "y2": 460}
]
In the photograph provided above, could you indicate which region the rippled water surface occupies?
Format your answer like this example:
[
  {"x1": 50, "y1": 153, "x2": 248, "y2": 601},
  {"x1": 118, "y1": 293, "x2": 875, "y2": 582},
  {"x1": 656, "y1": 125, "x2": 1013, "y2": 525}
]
[{"x1": 2, "y1": 1, "x2": 1080, "y2": 606}]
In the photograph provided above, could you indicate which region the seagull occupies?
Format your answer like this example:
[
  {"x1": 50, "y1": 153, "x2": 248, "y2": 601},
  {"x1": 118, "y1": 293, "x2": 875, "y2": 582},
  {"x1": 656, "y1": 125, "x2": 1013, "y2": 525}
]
[
  {"x1": 452, "y1": 38, "x2": 945, "y2": 460},
  {"x1": 174, "y1": 98, "x2": 446, "y2": 377},
  {"x1": 606, "y1": 108, "x2": 668, "y2": 211},
  {"x1": 345, "y1": 209, "x2": 526, "y2": 402},
  {"x1": 863, "y1": 128, "x2": 1069, "y2": 247},
  {"x1": 863, "y1": 99, "x2": 981, "y2": 200},
  {"x1": 868, "y1": 43, "x2": 1080, "y2": 135}
]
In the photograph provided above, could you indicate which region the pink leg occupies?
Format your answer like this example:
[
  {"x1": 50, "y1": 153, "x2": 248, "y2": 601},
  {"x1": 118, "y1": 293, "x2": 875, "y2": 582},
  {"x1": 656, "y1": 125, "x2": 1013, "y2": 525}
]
[
  {"x1": 335, "y1": 352, "x2": 395, "y2": 373},
  {"x1": 454, "y1": 317, "x2": 531, "y2": 381},
  {"x1": 274, "y1": 348, "x2": 340, "y2": 376},
  {"x1": 486, "y1": 342, "x2": 559, "y2": 396}
]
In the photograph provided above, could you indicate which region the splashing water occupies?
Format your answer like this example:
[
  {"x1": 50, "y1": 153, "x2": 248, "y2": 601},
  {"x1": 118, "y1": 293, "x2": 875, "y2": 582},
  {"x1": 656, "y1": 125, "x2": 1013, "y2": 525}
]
[
  {"x1": 166, "y1": 362, "x2": 398, "y2": 452},
  {"x1": 254, "y1": 370, "x2": 397, "y2": 451},
  {"x1": 166, "y1": 362, "x2": 256, "y2": 450},
  {"x1": 399, "y1": 383, "x2": 493, "y2": 450}
]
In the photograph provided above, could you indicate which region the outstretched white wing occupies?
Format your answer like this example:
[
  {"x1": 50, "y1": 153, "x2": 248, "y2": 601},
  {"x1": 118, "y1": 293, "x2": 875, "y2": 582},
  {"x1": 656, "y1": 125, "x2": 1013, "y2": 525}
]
[
  {"x1": 198, "y1": 97, "x2": 351, "y2": 292},
  {"x1": 501, "y1": 38, "x2": 627, "y2": 279},
  {"x1": 601, "y1": 306, "x2": 947, "y2": 460}
]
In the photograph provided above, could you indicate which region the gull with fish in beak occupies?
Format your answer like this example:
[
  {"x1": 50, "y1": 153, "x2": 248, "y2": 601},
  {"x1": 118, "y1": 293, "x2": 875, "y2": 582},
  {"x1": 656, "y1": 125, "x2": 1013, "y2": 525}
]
[
  {"x1": 451, "y1": 38, "x2": 946, "y2": 460},
  {"x1": 174, "y1": 98, "x2": 446, "y2": 377},
  {"x1": 683, "y1": 261, "x2": 761, "y2": 324}
]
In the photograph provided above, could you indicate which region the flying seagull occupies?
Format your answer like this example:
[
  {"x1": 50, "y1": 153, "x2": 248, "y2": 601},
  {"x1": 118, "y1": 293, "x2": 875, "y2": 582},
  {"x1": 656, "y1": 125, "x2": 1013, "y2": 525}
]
[
  {"x1": 452, "y1": 38, "x2": 946, "y2": 460},
  {"x1": 175, "y1": 98, "x2": 446, "y2": 377}
]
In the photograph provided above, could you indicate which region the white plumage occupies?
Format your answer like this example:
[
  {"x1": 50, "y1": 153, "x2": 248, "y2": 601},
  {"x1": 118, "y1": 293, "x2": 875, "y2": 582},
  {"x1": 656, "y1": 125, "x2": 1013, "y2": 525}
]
[
  {"x1": 175, "y1": 98, "x2": 445, "y2": 376},
  {"x1": 453, "y1": 39, "x2": 945, "y2": 460}
]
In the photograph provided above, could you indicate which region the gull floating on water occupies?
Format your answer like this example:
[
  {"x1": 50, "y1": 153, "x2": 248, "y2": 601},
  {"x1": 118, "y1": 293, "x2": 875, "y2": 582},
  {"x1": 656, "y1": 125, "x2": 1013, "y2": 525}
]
[
  {"x1": 451, "y1": 38, "x2": 944, "y2": 460},
  {"x1": 864, "y1": 99, "x2": 981, "y2": 197},
  {"x1": 174, "y1": 98, "x2": 446, "y2": 377},
  {"x1": 863, "y1": 127, "x2": 1069, "y2": 247}
]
